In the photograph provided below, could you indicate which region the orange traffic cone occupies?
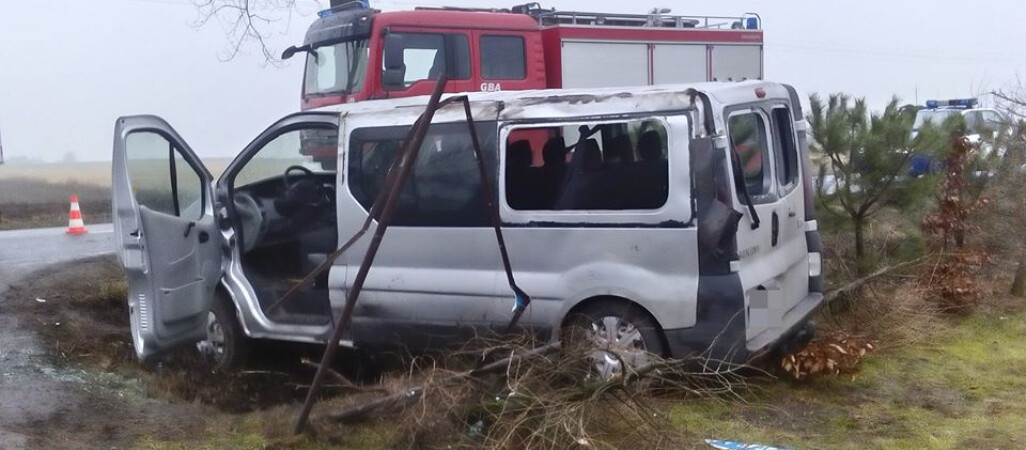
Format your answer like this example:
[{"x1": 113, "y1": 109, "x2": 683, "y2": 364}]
[{"x1": 66, "y1": 195, "x2": 88, "y2": 235}]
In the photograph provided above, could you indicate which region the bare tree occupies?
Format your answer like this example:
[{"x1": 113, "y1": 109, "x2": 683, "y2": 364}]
[
  {"x1": 983, "y1": 77, "x2": 1026, "y2": 295},
  {"x1": 192, "y1": 0, "x2": 317, "y2": 64},
  {"x1": 992, "y1": 75, "x2": 1026, "y2": 121}
]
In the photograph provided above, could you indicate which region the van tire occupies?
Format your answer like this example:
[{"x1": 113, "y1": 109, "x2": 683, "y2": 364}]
[
  {"x1": 200, "y1": 293, "x2": 250, "y2": 372},
  {"x1": 562, "y1": 299, "x2": 667, "y2": 378}
]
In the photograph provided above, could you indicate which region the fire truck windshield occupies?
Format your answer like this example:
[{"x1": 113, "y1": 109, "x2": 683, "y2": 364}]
[{"x1": 304, "y1": 39, "x2": 369, "y2": 96}]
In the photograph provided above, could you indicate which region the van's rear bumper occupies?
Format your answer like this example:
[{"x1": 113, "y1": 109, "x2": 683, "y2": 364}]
[
  {"x1": 661, "y1": 291, "x2": 824, "y2": 363},
  {"x1": 746, "y1": 292, "x2": 824, "y2": 352}
]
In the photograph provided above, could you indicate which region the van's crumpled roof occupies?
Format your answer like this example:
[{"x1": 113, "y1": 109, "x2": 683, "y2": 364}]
[{"x1": 312, "y1": 80, "x2": 790, "y2": 125}]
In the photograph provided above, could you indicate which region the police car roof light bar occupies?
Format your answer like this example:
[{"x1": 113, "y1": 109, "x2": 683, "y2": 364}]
[
  {"x1": 925, "y1": 98, "x2": 978, "y2": 109},
  {"x1": 319, "y1": 0, "x2": 369, "y2": 17}
]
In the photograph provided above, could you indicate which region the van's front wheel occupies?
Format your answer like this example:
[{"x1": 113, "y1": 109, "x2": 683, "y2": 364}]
[
  {"x1": 563, "y1": 300, "x2": 666, "y2": 380},
  {"x1": 197, "y1": 294, "x2": 249, "y2": 371}
]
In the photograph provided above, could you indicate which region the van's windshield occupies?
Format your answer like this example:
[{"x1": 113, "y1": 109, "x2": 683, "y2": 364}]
[{"x1": 304, "y1": 39, "x2": 370, "y2": 96}]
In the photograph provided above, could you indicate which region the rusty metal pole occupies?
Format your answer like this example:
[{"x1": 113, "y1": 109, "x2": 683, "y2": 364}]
[
  {"x1": 292, "y1": 76, "x2": 449, "y2": 434},
  {"x1": 454, "y1": 97, "x2": 531, "y2": 332}
]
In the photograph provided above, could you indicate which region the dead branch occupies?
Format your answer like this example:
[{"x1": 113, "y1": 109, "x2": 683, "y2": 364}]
[
  {"x1": 824, "y1": 258, "x2": 921, "y2": 303},
  {"x1": 299, "y1": 358, "x2": 355, "y2": 388},
  {"x1": 192, "y1": 0, "x2": 306, "y2": 64},
  {"x1": 323, "y1": 342, "x2": 562, "y2": 423}
]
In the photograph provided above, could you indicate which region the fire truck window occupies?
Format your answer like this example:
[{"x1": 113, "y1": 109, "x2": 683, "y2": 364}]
[
  {"x1": 727, "y1": 112, "x2": 771, "y2": 196},
  {"x1": 384, "y1": 33, "x2": 443, "y2": 86},
  {"x1": 505, "y1": 120, "x2": 669, "y2": 211},
  {"x1": 448, "y1": 34, "x2": 471, "y2": 79},
  {"x1": 348, "y1": 122, "x2": 497, "y2": 226},
  {"x1": 481, "y1": 35, "x2": 526, "y2": 80},
  {"x1": 772, "y1": 107, "x2": 799, "y2": 188},
  {"x1": 383, "y1": 33, "x2": 471, "y2": 85}
]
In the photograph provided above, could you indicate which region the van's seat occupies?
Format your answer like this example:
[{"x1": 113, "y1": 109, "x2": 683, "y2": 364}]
[{"x1": 629, "y1": 131, "x2": 669, "y2": 209}]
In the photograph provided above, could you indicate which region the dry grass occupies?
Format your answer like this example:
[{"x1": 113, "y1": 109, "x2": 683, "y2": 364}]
[
  {"x1": 0, "y1": 178, "x2": 112, "y2": 229},
  {"x1": 0, "y1": 158, "x2": 231, "y2": 230},
  {"x1": 304, "y1": 337, "x2": 758, "y2": 450},
  {"x1": 0, "y1": 161, "x2": 114, "y2": 186}
]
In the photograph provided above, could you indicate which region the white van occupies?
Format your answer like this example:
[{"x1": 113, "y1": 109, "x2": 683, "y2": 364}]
[{"x1": 112, "y1": 81, "x2": 824, "y2": 372}]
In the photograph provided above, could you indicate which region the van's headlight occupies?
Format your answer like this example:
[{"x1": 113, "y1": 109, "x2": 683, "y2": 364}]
[{"x1": 809, "y1": 252, "x2": 822, "y2": 277}]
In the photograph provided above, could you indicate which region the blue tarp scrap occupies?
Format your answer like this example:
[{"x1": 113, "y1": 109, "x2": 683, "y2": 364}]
[{"x1": 705, "y1": 439, "x2": 795, "y2": 450}]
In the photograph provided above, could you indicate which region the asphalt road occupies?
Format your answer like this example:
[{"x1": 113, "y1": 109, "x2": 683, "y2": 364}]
[
  {"x1": 0, "y1": 224, "x2": 115, "y2": 292},
  {"x1": 0, "y1": 224, "x2": 115, "y2": 449}
]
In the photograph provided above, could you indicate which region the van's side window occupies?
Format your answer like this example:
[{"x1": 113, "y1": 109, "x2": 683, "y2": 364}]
[
  {"x1": 772, "y1": 107, "x2": 799, "y2": 188},
  {"x1": 480, "y1": 35, "x2": 526, "y2": 80},
  {"x1": 727, "y1": 112, "x2": 771, "y2": 196},
  {"x1": 504, "y1": 119, "x2": 669, "y2": 211},
  {"x1": 348, "y1": 122, "x2": 497, "y2": 226},
  {"x1": 125, "y1": 131, "x2": 203, "y2": 220},
  {"x1": 384, "y1": 33, "x2": 471, "y2": 87}
]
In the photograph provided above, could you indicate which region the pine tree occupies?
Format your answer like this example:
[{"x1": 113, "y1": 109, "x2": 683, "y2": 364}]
[{"x1": 808, "y1": 94, "x2": 945, "y2": 273}]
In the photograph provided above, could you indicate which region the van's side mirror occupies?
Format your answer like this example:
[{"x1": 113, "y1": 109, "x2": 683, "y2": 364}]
[{"x1": 382, "y1": 34, "x2": 406, "y2": 91}]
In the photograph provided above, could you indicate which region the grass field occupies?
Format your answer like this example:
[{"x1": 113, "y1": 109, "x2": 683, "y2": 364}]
[{"x1": 0, "y1": 159, "x2": 230, "y2": 230}]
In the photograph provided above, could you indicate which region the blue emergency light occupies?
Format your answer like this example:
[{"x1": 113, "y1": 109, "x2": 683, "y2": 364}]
[
  {"x1": 925, "y1": 98, "x2": 978, "y2": 109},
  {"x1": 318, "y1": 0, "x2": 369, "y2": 17}
]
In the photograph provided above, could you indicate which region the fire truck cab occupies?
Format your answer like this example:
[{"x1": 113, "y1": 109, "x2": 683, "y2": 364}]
[{"x1": 290, "y1": 1, "x2": 764, "y2": 110}]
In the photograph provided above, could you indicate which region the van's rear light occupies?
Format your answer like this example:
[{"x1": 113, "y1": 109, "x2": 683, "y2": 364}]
[{"x1": 809, "y1": 252, "x2": 822, "y2": 277}]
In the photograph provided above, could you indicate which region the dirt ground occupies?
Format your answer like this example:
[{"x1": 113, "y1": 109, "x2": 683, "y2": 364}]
[
  {"x1": 0, "y1": 257, "x2": 213, "y2": 449},
  {"x1": 3, "y1": 256, "x2": 1026, "y2": 449},
  {"x1": 0, "y1": 256, "x2": 372, "y2": 449}
]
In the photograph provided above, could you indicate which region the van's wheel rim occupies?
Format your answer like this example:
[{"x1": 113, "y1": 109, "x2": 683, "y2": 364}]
[
  {"x1": 203, "y1": 311, "x2": 226, "y2": 361},
  {"x1": 587, "y1": 316, "x2": 650, "y2": 379}
]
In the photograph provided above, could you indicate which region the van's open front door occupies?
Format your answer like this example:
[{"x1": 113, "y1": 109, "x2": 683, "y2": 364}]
[{"x1": 112, "y1": 115, "x2": 221, "y2": 361}]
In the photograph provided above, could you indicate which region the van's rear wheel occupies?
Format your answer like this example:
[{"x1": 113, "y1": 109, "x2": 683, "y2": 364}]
[
  {"x1": 198, "y1": 293, "x2": 249, "y2": 372},
  {"x1": 563, "y1": 300, "x2": 666, "y2": 379}
]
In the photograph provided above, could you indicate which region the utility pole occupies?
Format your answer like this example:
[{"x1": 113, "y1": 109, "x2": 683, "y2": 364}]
[{"x1": 0, "y1": 128, "x2": 5, "y2": 165}]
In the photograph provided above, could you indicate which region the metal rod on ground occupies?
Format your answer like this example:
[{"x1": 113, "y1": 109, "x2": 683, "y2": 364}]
[
  {"x1": 292, "y1": 76, "x2": 450, "y2": 434},
  {"x1": 326, "y1": 341, "x2": 562, "y2": 423}
]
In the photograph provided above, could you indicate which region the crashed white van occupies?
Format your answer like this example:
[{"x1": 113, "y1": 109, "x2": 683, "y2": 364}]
[{"x1": 112, "y1": 81, "x2": 824, "y2": 372}]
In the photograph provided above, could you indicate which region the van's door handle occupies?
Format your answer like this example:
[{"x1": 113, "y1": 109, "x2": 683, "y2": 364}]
[
  {"x1": 129, "y1": 229, "x2": 140, "y2": 238},
  {"x1": 771, "y1": 212, "x2": 780, "y2": 247},
  {"x1": 788, "y1": 211, "x2": 797, "y2": 218},
  {"x1": 184, "y1": 221, "x2": 195, "y2": 238}
]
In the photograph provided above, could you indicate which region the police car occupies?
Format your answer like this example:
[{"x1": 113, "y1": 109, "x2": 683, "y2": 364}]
[{"x1": 908, "y1": 98, "x2": 1012, "y2": 176}]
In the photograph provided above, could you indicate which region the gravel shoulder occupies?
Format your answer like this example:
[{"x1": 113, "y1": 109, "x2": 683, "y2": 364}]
[{"x1": 0, "y1": 256, "x2": 212, "y2": 449}]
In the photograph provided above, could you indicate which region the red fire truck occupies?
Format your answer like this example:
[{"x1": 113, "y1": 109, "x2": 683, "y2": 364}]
[{"x1": 284, "y1": 1, "x2": 764, "y2": 110}]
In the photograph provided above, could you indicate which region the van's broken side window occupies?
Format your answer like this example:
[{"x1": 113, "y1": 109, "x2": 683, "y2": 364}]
[{"x1": 504, "y1": 119, "x2": 669, "y2": 211}]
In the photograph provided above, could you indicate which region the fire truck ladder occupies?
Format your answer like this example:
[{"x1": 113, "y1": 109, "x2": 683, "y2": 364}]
[{"x1": 513, "y1": 3, "x2": 761, "y2": 30}]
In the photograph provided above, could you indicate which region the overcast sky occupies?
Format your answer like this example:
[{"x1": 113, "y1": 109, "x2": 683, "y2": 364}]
[{"x1": 0, "y1": 0, "x2": 1024, "y2": 162}]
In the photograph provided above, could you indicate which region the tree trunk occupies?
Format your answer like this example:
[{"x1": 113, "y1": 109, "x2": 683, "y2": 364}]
[
  {"x1": 853, "y1": 215, "x2": 868, "y2": 274},
  {"x1": 1011, "y1": 250, "x2": 1026, "y2": 297}
]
